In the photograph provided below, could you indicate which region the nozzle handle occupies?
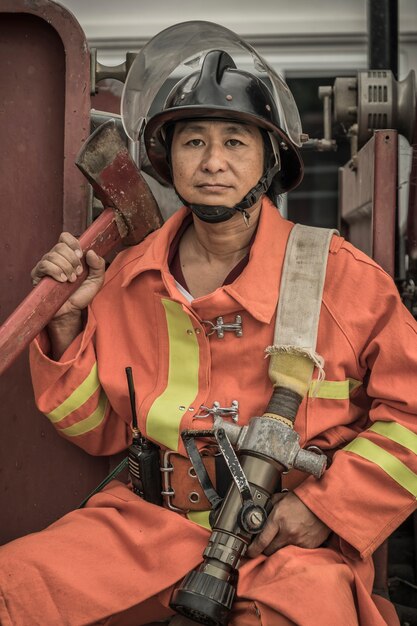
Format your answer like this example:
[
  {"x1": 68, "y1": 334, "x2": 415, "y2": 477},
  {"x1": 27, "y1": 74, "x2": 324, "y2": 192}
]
[{"x1": 293, "y1": 447, "x2": 327, "y2": 478}]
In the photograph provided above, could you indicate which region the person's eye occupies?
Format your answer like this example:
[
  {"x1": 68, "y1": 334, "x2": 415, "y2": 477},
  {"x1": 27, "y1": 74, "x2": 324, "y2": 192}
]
[
  {"x1": 226, "y1": 138, "x2": 244, "y2": 147},
  {"x1": 186, "y1": 138, "x2": 204, "y2": 147}
]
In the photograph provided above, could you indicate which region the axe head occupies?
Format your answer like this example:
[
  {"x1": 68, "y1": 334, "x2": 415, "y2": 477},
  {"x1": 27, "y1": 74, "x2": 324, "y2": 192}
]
[{"x1": 75, "y1": 120, "x2": 163, "y2": 245}]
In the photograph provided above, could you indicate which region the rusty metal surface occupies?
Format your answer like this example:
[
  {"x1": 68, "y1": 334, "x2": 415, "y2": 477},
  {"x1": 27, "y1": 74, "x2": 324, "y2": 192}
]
[
  {"x1": 75, "y1": 121, "x2": 163, "y2": 245},
  {"x1": 372, "y1": 131, "x2": 397, "y2": 276},
  {"x1": 339, "y1": 130, "x2": 397, "y2": 276},
  {"x1": 0, "y1": 1, "x2": 108, "y2": 544},
  {"x1": 1, "y1": 0, "x2": 91, "y2": 236},
  {"x1": 241, "y1": 417, "x2": 327, "y2": 478}
]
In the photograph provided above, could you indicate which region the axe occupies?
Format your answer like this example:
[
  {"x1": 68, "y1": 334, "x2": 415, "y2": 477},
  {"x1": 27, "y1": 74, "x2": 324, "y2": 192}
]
[{"x1": 0, "y1": 120, "x2": 163, "y2": 376}]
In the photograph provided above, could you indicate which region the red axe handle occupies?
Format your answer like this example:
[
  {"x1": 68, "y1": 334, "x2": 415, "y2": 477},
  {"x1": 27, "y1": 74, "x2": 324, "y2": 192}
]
[
  {"x1": 0, "y1": 209, "x2": 119, "y2": 375},
  {"x1": 0, "y1": 121, "x2": 163, "y2": 376}
]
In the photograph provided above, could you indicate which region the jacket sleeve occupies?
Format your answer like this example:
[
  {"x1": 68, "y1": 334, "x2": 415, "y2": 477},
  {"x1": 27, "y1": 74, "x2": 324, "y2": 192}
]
[
  {"x1": 29, "y1": 307, "x2": 131, "y2": 457},
  {"x1": 294, "y1": 247, "x2": 417, "y2": 559}
]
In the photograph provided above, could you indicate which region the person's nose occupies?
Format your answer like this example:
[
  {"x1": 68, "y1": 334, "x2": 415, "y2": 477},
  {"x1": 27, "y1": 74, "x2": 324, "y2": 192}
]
[{"x1": 201, "y1": 142, "x2": 227, "y2": 173}]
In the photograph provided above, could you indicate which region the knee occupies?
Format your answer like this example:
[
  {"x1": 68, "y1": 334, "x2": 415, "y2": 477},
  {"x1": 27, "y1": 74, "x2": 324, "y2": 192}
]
[
  {"x1": 228, "y1": 599, "x2": 262, "y2": 626},
  {"x1": 229, "y1": 599, "x2": 296, "y2": 626}
]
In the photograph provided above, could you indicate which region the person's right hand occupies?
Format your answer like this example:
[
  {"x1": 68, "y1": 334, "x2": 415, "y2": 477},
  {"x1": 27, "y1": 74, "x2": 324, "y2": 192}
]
[{"x1": 31, "y1": 232, "x2": 106, "y2": 319}]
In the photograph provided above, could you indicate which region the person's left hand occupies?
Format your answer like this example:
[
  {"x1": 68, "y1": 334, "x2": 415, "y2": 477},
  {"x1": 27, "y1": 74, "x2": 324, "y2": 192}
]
[{"x1": 246, "y1": 492, "x2": 331, "y2": 558}]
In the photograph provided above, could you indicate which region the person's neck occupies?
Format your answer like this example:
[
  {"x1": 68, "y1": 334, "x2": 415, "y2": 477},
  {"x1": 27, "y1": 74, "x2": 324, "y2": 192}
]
[{"x1": 189, "y1": 199, "x2": 262, "y2": 264}]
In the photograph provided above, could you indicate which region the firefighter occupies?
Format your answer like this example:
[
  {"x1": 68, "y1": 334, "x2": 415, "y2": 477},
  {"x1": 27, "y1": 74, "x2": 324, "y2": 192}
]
[{"x1": 0, "y1": 34, "x2": 417, "y2": 626}]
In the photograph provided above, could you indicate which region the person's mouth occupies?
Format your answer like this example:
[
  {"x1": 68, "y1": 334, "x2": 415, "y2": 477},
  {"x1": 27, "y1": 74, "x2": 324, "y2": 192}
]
[{"x1": 196, "y1": 183, "x2": 232, "y2": 192}]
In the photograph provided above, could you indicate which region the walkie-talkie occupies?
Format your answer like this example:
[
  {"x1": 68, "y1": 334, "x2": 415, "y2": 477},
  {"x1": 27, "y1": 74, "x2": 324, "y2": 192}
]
[{"x1": 125, "y1": 367, "x2": 163, "y2": 506}]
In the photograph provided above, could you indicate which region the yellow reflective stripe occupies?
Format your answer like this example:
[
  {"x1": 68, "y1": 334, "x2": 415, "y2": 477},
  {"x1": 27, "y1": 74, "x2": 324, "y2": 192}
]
[
  {"x1": 59, "y1": 389, "x2": 108, "y2": 437},
  {"x1": 369, "y1": 421, "x2": 417, "y2": 456},
  {"x1": 344, "y1": 437, "x2": 417, "y2": 497},
  {"x1": 47, "y1": 363, "x2": 100, "y2": 423},
  {"x1": 308, "y1": 378, "x2": 362, "y2": 399},
  {"x1": 187, "y1": 510, "x2": 211, "y2": 530},
  {"x1": 147, "y1": 300, "x2": 200, "y2": 451}
]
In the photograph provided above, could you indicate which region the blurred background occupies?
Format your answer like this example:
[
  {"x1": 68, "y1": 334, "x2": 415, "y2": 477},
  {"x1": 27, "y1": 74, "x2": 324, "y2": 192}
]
[{"x1": 56, "y1": 0, "x2": 417, "y2": 228}]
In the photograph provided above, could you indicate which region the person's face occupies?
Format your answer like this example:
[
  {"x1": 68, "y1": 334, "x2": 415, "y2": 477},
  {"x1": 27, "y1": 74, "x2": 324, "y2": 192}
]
[{"x1": 171, "y1": 120, "x2": 264, "y2": 207}]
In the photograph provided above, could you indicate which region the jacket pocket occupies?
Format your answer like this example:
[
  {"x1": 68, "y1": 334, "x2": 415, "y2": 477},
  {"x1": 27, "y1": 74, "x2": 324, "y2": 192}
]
[{"x1": 305, "y1": 378, "x2": 362, "y2": 449}]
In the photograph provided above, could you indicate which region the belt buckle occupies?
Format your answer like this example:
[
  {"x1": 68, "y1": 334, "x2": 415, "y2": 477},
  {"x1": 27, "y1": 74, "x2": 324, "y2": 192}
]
[{"x1": 160, "y1": 450, "x2": 189, "y2": 513}]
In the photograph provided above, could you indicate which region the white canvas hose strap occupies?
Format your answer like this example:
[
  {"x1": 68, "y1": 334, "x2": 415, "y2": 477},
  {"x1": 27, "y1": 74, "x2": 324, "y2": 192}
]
[
  {"x1": 274, "y1": 223, "x2": 337, "y2": 350},
  {"x1": 265, "y1": 224, "x2": 338, "y2": 408}
]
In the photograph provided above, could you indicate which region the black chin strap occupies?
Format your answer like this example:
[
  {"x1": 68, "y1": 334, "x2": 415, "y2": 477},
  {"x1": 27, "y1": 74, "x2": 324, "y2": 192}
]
[
  {"x1": 176, "y1": 162, "x2": 281, "y2": 225},
  {"x1": 235, "y1": 162, "x2": 281, "y2": 212}
]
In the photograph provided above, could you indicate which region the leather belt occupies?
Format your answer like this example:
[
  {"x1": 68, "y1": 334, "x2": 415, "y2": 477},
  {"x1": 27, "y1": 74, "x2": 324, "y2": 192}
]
[
  {"x1": 158, "y1": 449, "x2": 308, "y2": 514},
  {"x1": 281, "y1": 468, "x2": 308, "y2": 491},
  {"x1": 159, "y1": 449, "x2": 217, "y2": 513}
]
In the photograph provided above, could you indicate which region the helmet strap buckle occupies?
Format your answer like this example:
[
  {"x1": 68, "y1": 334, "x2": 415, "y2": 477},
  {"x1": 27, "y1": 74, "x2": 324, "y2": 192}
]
[{"x1": 242, "y1": 210, "x2": 250, "y2": 227}]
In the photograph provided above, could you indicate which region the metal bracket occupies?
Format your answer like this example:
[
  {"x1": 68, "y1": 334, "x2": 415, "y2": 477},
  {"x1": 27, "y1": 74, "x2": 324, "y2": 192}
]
[
  {"x1": 181, "y1": 430, "x2": 223, "y2": 512},
  {"x1": 182, "y1": 428, "x2": 247, "y2": 495},
  {"x1": 181, "y1": 426, "x2": 266, "y2": 533},
  {"x1": 202, "y1": 315, "x2": 243, "y2": 339},
  {"x1": 195, "y1": 400, "x2": 239, "y2": 422},
  {"x1": 214, "y1": 428, "x2": 252, "y2": 506},
  {"x1": 90, "y1": 48, "x2": 137, "y2": 95}
]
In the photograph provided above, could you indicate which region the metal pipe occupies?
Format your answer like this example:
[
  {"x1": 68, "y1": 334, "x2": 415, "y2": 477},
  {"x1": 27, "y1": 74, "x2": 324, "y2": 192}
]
[{"x1": 367, "y1": 0, "x2": 398, "y2": 78}]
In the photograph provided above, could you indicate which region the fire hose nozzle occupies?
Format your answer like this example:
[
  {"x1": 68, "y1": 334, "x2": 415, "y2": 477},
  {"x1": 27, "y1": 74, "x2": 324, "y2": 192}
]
[{"x1": 171, "y1": 416, "x2": 328, "y2": 625}]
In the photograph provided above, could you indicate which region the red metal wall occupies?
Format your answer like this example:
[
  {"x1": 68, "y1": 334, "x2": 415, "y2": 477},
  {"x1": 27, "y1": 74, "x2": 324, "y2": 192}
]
[{"x1": 0, "y1": 1, "x2": 109, "y2": 543}]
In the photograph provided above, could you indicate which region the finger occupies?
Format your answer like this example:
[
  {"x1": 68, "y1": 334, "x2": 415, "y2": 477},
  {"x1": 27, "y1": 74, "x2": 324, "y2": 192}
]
[
  {"x1": 53, "y1": 242, "x2": 84, "y2": 269},
  {"x1": 34, "y1": 251, "x2": 81, "y2": 283},
  {"x1": 271, "y1": 491, "x2": 288, "y2": 505},
  {"x1": 247, "y1": 516, "x2": 280, "y2": 558},
  {"x1": 85, "y1": 250, "x2": 106, "y2": 280},
  {"x1": 244, "y1": 492, "x2": 288, "y2": 556},
  {"x1": 31, "y1": 258, "x2": 76, "y2": 285},
  {"x1": 262, "y1": 532, "x2": 288, "y2": 556},
  {"x1": 58, "y1": 232, "x2": 83, "y2": 259},
  {"x1": 31, "y1": 239, "x2": 84, "y2": 281}
]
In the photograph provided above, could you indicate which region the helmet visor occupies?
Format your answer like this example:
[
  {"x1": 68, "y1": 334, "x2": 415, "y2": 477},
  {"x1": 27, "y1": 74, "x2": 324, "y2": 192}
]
[{"x1": 121, "y1": 20, "x2": 303, "y2": 152}]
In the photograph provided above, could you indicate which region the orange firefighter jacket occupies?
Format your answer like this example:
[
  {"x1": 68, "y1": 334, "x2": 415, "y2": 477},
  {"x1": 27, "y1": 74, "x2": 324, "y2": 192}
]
[{"x1": 30, "y1": 196, "x2": 417, "y2": 560}]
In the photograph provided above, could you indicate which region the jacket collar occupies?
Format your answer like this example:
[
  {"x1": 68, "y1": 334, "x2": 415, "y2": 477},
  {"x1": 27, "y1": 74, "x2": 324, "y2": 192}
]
[{"x1": 121, "y1": 197, "x2": 293, "y2": 324}]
